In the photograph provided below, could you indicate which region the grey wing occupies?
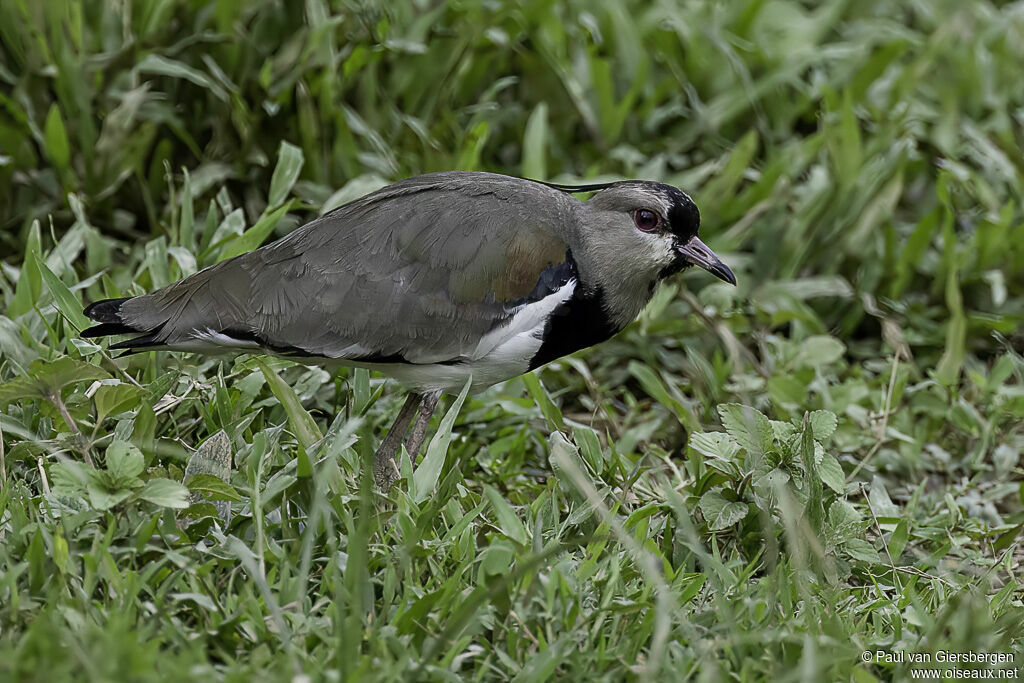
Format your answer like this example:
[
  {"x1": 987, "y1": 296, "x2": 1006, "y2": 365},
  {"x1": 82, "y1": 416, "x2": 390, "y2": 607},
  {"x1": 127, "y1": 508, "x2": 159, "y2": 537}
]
[{"x1": 103, "y1": 172, "x2": 578, "y2": 363}]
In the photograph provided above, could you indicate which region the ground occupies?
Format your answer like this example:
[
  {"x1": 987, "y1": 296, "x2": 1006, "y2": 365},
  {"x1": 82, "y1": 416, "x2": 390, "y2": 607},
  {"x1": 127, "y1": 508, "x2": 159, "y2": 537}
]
[{"x1": 1, "y1": 1, "x2": 1023, "y2": 681}]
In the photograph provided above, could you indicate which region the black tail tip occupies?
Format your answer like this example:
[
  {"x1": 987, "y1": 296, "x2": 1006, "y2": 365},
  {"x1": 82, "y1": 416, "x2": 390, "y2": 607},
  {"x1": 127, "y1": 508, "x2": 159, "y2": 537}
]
[
  {"x1": 81, "y1": 322, "x2": 136, "y2": 338},
  {"x1": 82, "y1": 297, "x2": 142, "y2": 339},
  {"x1": 83, "y1": 297, "x2": 130, "y2": 323}
]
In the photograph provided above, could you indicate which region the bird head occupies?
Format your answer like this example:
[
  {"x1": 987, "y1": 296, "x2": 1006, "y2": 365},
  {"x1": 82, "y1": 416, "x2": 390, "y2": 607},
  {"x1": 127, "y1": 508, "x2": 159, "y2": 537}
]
[
  {"x1": 541, "y1": 178, "x2": 737, "y2": 330},
  {"x1": 579, "y1": 181, "x2": 736, "y2": 287}
]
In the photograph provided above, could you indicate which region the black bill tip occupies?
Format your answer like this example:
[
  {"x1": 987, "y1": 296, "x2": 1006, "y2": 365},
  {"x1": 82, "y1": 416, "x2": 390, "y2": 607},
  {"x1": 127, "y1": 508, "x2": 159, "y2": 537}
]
[
  {"x1": 705, "y1": 260, "x2": 737, "y2": 286},
  {"x1": 675, "y1": 236, "x2": 737, "y2": 286}
]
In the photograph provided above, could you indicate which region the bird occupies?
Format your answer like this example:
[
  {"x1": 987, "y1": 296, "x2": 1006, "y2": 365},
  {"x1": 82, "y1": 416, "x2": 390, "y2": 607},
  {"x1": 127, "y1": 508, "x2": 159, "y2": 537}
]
[{"x1": 81, "y1": 171, "x2": 736, "y2": 489}]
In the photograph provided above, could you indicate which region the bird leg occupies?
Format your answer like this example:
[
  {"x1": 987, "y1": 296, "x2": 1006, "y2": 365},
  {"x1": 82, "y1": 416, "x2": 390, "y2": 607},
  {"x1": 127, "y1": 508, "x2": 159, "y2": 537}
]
[
  {"x1": 403, "y1": 390, "x2": 442, "y2": 464},
  {"x1": 373, "y1": 393, "x2": 422, "y2": 490}
]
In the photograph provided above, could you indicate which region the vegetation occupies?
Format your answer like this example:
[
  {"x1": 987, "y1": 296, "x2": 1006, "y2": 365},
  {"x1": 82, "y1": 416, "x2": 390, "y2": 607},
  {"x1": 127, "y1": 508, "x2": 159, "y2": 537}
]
[{"x1": 2, "y1": 0, "x2": 1023, "y2": 680}]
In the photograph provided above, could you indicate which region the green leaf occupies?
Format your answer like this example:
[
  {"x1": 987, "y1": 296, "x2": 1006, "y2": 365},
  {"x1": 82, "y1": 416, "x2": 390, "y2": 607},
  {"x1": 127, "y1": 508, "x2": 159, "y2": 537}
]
[
  {"x1": 688, "y1": 431, "x2": 741, "y2": 463},
  {"x1": 217, "y1": 202, "x2": 290, "y2": 262},
  {"x1": 521, "y1": 102, "x2": 548, "y2": 180},
  {"x1": 844, "y1": 538, "x2": 881, "y2": 564},
  {"x1": 53, "y1": 532, "x2": 69, "y2": 574},
  {"x1": 411, "y1": 379, "x2": 471, "y2": 503},
  {"x1": 169, "y1": 592, "x2": 218, "y2": 612},
  {"x1": 892, "y1": 209, "x2": 939, "y2": 298},
  {"x1": 105, "y1": 440, "x2": 145, "y2": 485},
  {"x1": 817, "y1": 453, "x2": 846, "y2": 494},
  {"x1": 135, "y1": 54, "x2": 228, "y2": 100},
  {"x1": 717, "y1": 404, "x2": 773, "y2": 457},
  {"x1": 179, "y1": 167, "x2": 195, "y2": 249},
  {"x1": 548, "y1": 431, "x2": 590, "y2": 504},
  {"x1": 808, "y1": 410, "x2": 838, "y2": 441},
  {"x1": 572, "y1": 425, "x2": 605, "y2": 473},
  {"x1": 936, "y1": 264, "x2": 966, "y2": 386},
  {"x1": 182, "y1": 430, "x2": 234, "y2": 524},
  {"x1": 9, "y1": 220, "x2": 43, "y2": 319},
  {"x1": 0, "y1": 376, "x2": 38, "y2": 410},
  {"x1": 826, "y1": 499, "x2": 862, "y2": 545},
  {"x1": 321, "y1": 174, "x2": 390, "y2": 214},
  {"x1": 479, "y1": 541, "x2": 515, "y2": 576},
  {"x1": 888, "y1": 519, "x2": 909, "y2": 560},
  {"x1": 87, "y1": 479, "x2": 134, "y2": 510},
  {"x1": 797, "y1": 336, "x2": 846, "y2": 367},
  {"x1": 512, "y1": 635, "x2": 567, "y2": 683},
  {"x1": 699, "y1": 490, "x2": 748, "y2": 530},
  {"x1": 268, "y1": 141, "x2": 304, "y2": 207},
  {"x1": 50, "y1": 459, "x2": 92, "y2": 498},
  {"x1": 522, "y1": 372, "x2": 564, "y2": 432},
  {"x1": 144, "y1": 236, "x2": 170, "y2": 288},
  {"x1": 799, "y1": 416, "x2": 824, "y2": 529},
  {"x1": 207, "y1": 208, "x2": 245, "y2": 250},
  {"x1": 178, "y1": 502, "x2": 222, "y2": 523},
  {"x1": 868, "y1": 477, "x2": 900, "y2": 518},
  {"x1": 138, "y1": 478, "x2": 190, "y2": 508},
  {"x1": 186, "y1": 473, "x2": 242, "y2": 502},
  {"x1": 38, "y1": 259, "x2": 90, "y2": 330},
  {"x1": 483, "y1": 484, "x2": 529, "y2": 545},
  {"x1": 44, "y1": 103, "x2": 71, "y2": 171},
  {"x1": 184, "y1": 431, "x2": 233, "y2": 482},
  {"x1": 257, "y1": 359, "x2": 322, "y2": 450},
  {"x1": 768, "y1": 374, "x2": 809, "y2": 406},
  {"x1": 94, "y1": 383, "x2": 143, "y2": 423},
  {"x1": 0, "y1": 357, "x2": 110, "y2": 409},
  {"x1": 629, "y1": 361, "x2": 699, "y2": 432}
]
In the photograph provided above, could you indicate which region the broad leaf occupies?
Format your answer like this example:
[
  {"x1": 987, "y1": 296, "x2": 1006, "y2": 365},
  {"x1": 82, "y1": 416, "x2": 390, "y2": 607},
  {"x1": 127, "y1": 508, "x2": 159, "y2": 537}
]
[
  {"x1": 139, "y1": 479, "x2": 191, "y2": 508},
  {"x1": 798, "y1": 335, "x2": 846, "y2": 367},
  {"x1": 94, "y1": 383, "x2": 144, "y2": 423},
  {"x1": 699, "y1": 490, "x2": 749, "y2": 530},
  {"x1": 105, "y1": 440, "x2": 145, "y2": 485},
  {"x1": 808, "y1": 410, "x2": 838, "y2": 441},
  {"x1": 718, "y1": 404, "x2": 773, "y2": 456},
  {"x1": 818, "y1": 453, "x2": 846, "y2": 494},
  {"x1": 688, "y1": 431, "x2": 741, "y2": 463},
  {"x1": 844, "y1": 538, "x2": 881, "y2": 564},
  {"x1": 186, "y1": 473, "x2": 242, "y2": 502},
  {"x1": 0, "y1": 357, "x2": 110, "y2": 409}
]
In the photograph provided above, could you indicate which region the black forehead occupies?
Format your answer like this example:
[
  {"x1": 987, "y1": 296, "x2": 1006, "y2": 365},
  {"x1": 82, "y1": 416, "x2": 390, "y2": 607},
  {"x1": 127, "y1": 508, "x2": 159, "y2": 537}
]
[{"x1": 640, "y1": 182, "x2": 700, "y2": 239}]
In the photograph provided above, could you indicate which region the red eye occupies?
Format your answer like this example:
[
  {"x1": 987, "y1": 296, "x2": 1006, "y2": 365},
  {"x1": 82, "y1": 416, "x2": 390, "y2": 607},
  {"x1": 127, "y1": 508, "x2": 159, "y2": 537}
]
[{"x1": 633, "y1": 208, "x2": 661, "y2": 232}]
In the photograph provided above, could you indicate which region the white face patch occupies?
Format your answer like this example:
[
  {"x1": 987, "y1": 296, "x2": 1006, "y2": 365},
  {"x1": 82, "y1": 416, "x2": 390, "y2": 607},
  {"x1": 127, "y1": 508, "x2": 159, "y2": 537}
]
[{"x1": 638, "y1": 230, "x2": 678, "y2": 269}]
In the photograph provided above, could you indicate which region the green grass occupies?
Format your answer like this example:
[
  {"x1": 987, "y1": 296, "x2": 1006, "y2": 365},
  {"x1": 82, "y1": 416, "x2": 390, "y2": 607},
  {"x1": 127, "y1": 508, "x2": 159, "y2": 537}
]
[{"x1": 2, "y1": 0, "x2": 1023, "y2": 680}]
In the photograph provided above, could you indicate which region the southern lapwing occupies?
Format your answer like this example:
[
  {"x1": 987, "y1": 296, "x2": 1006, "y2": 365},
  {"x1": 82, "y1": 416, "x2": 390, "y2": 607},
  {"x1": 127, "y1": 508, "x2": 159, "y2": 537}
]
[{"x1": 82, "y1": 172, "x2": 736, "y2": 489}]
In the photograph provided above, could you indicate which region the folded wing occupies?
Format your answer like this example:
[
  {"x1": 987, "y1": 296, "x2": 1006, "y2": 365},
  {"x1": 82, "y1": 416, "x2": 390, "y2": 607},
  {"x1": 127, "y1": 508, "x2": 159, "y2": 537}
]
[{"x1": 83, "y1": 172, "x2": 578, "y2": 365}]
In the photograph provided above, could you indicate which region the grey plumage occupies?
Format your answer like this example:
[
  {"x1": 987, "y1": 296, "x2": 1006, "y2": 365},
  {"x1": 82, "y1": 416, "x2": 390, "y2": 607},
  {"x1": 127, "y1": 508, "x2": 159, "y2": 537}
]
[
  {"x1": 96, "y1": 173, "x2": 575, "y2": 362},
  {"x1": 84, "y1": 171, "x2": 735, "y2": 395},
  {"x1": 84, "y1": 170, "x2": 736, "y2": 489}
]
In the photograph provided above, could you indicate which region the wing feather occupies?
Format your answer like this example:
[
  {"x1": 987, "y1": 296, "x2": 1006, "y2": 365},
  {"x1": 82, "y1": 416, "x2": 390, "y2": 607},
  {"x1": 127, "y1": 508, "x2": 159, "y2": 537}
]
[{"x1": 105, "y1": 172, "x2": 579, "y2": 363}]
